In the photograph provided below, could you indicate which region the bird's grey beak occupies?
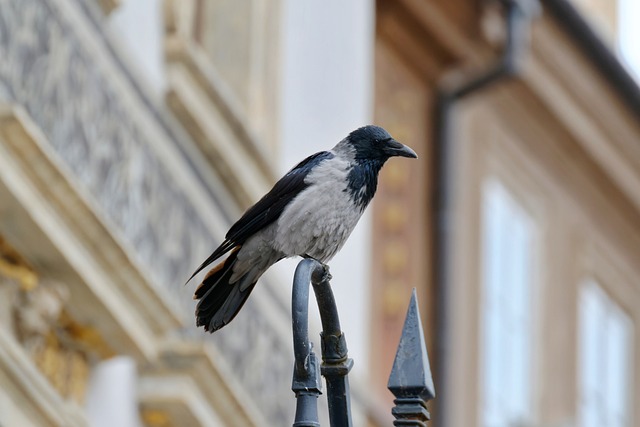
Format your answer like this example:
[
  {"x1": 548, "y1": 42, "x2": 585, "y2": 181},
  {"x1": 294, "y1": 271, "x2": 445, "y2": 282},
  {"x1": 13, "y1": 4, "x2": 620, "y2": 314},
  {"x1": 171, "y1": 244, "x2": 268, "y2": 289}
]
[{"x1": 386, "y1": 139, "x2": 418, "y2": 159}]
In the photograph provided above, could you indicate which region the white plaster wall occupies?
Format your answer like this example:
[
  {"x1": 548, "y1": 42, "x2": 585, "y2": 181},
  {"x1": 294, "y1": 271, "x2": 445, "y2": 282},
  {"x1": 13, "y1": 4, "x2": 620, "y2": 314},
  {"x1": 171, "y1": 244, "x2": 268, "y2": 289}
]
[
  {"x1": 107, "y1": 0, "x2": 166, "y2": 96},
  {"x1": 279, "y1": 0, "x2": 375, "y2": 377},
  {"x1": 85, "y1": 357, "x2": 143, "y2": 427}
]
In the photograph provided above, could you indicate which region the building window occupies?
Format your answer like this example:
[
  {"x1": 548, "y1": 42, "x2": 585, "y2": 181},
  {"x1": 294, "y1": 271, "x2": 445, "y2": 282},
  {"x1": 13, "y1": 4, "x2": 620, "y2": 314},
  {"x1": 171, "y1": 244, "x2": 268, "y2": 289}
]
[
  {"x1": 578, "y1": 281, "x2": 633, "y2": 427},
  {"x1": 480, "y1": 180, "x2": 536, "y2": 427}
]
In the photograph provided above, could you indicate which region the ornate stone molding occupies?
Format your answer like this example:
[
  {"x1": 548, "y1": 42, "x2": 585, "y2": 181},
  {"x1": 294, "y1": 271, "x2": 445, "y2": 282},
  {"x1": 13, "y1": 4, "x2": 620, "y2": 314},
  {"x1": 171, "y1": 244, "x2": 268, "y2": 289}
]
[
  {"x1": 0, "y1": 253, "x2": 99, "y2": 406},
  {"x1": 0, "y1": 0, "x2": 296, "y2": 424},
  {"x1": 164, "y1": 43, "x2": 273, "y2": 208},
  {"x1": 140, "y1": 341, "x2": 266, "y2": 427},
  {"x1": 0, "y1": 0, "x2": 216, "y2": 296},
  {"x1": 0, "y1": 326, "x2": 89, "y2": 427},
  {"x1": 165, "y1": 0, "x2": 282, "y2": 156},
  {"x1": 0, "y1": 235, "x2": 38, "y2": 291},
  {"x1": 0, "y1": 104, "x2": 182, "y2": 360},
  {"x1": 164, "y1": 14, "x2": 275, "y2": 209}
]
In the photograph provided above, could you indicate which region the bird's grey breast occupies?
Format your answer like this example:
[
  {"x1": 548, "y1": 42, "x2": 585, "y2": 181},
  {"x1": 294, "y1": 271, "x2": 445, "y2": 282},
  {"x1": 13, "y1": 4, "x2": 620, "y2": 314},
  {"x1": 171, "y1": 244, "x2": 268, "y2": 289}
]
[{"x1": 273, "y1": 157, "x2": 365, "y2": 262}]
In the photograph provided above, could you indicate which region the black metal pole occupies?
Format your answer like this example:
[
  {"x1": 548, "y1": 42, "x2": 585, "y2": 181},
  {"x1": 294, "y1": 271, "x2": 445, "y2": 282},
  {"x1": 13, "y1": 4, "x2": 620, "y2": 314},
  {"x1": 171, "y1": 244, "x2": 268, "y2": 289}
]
[
  {"x1": 290, "y1": 258, "x2": 354, "y2": 427},
  {"x1": 310, "y1": 267, "x2": 354, "y2": 427},
  {"x1": 291, "y1": 260, "x2": 323, "y2": 427}
]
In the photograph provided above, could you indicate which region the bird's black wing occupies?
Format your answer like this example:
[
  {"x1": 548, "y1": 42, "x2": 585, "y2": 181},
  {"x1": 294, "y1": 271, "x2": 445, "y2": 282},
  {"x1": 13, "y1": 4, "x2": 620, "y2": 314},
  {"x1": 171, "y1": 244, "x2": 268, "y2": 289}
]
[
  {"x1": 226, "y1": 151, "x2": 334, "y2": 243},
  {"x1": 187, "y1": 151, "x2": 334, "y2": 282}
]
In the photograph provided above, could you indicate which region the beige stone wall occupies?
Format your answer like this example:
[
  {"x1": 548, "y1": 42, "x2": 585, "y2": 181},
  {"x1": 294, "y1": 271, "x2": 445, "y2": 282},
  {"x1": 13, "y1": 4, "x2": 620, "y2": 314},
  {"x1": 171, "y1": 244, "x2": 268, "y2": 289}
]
[
  {"x1": 571, "y1": 0, "x2": 619, "y2": 45},
  {"x1": 373, "y1": 0, "x2": 640, "y2": 426}
]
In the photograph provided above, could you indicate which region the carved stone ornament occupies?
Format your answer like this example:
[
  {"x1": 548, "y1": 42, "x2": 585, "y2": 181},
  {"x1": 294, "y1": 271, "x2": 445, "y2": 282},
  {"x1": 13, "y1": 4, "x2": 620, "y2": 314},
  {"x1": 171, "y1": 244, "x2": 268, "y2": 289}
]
[
  {"x1": 0, "y1": 0, "x2": 209, "y2": 293},
  {"x1": 0, "y1": 0, "x2": 294, "y2": 423}
]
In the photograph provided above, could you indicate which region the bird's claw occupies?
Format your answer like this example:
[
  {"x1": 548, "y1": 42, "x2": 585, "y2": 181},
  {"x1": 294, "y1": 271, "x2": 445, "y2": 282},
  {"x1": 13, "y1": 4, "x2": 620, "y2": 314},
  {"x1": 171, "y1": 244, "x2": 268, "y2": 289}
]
[
  {"x1": 320, "y1": 263, "x2": 332, "y2": 282},
  {"x1": 307, "y1": 256, "x2": 332, "y2": 282}
]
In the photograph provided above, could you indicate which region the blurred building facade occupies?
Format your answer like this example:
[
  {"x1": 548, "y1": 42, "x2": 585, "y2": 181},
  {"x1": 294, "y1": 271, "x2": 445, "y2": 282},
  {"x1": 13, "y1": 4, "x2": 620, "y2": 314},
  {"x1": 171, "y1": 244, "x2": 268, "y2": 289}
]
[
  {"x1": 1, "y1": 0, "x2": 639, "y2": 427},
  {"x1": 370, "y1": 0, "x2": 640, "y2": 426}
]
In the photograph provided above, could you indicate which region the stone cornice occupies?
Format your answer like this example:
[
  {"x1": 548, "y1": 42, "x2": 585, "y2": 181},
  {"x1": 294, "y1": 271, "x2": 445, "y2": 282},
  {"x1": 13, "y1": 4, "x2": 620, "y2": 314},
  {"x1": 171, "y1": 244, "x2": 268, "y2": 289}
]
[
  {"x1": 0, "y1": 102, "x2": 279, "y2": 427},
  {"x1": 377, "y1": 0, "x2": 491, "y2": 81},
  {"x1": 520, "y1": 15, "x2": 640, "y2": 213},
  {"x1": 140, "y1": 341, "x2": 265, "y2": 427},
  {"x1": 0, "y1": 105, "x2": 183, "y2": 361},
  {"x1": 164, "y1": 36, "x2": 274, "y2": 209},
  {"x1": 0, "y1": 0, "x2": 233, "y2": 293}
]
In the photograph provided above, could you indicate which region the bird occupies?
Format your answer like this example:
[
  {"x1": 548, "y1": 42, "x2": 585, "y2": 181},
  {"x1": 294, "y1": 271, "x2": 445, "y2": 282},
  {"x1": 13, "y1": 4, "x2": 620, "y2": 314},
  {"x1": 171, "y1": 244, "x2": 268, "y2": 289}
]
[{"x1": 187, "y1": 125, "x2": 417, "y2": 333}]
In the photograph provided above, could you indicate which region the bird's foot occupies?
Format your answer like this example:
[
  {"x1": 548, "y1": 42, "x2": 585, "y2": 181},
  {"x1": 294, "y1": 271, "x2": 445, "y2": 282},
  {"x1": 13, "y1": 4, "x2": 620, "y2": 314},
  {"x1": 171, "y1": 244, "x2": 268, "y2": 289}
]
[
  {"x1": 320, "y1": 263, "x2": 332, "y2": 282},
  {"x1": 304, "y1": 255, "x2": 332, "y2": 282}
]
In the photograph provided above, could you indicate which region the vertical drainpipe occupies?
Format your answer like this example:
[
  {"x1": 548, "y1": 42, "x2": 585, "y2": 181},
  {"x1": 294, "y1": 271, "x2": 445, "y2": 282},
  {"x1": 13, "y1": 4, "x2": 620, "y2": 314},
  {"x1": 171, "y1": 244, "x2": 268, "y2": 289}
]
[{"x1": 431, "y1": 0, "x2": 538, "y2": 424}]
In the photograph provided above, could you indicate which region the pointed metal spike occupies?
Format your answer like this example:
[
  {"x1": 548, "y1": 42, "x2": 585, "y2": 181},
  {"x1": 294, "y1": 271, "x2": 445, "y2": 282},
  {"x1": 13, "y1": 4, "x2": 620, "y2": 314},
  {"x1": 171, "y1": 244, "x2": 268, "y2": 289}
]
[{"x1": 387, "y1": 288, "x2": 435, "y2": 400}]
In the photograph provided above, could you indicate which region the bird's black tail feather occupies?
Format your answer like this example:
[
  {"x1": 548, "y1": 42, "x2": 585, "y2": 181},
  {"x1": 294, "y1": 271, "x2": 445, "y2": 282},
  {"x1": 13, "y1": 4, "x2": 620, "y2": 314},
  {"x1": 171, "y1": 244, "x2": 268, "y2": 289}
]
[{"x1": 194, "y1": 247, "x2": 257, "y2": 333}]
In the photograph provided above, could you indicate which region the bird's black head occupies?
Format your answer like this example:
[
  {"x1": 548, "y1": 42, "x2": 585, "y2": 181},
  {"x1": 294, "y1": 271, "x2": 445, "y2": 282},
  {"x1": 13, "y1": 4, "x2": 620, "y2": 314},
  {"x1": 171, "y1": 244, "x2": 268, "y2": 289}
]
[
  {"x1": 345, "y1": 125, "x2": 418, "y2": 161},
  {"x1": 339, "y1": 125, "x2": 418, "y2": 211}
]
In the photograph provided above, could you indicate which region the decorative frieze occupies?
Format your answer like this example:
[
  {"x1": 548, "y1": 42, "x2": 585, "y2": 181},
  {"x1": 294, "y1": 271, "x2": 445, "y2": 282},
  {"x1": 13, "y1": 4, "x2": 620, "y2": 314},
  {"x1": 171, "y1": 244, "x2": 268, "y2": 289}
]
[
  {"x1": 0, "y1": 0, "x2": 294, "y2": 424},
  {"x1": 0, "y1": 265, "x2": 112, "y2": 405},
  {"x1": 0, "y1": 0, "x2": 208, "y2": 294}
]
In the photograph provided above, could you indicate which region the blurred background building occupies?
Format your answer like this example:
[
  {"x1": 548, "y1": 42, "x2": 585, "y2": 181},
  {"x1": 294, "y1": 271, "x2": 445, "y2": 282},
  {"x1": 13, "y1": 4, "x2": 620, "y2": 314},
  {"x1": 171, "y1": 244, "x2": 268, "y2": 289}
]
[{"x1": 0, "y1": 0, "x2": 638, "y2": 427}]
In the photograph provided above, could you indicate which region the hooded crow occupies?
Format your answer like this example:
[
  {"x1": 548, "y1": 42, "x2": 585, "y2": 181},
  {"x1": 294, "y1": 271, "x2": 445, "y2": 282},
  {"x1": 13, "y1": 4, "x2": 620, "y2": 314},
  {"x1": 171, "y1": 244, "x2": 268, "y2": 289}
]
[{"x1": 188, "y1": 125, "x2": 417, "y2": 332}]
